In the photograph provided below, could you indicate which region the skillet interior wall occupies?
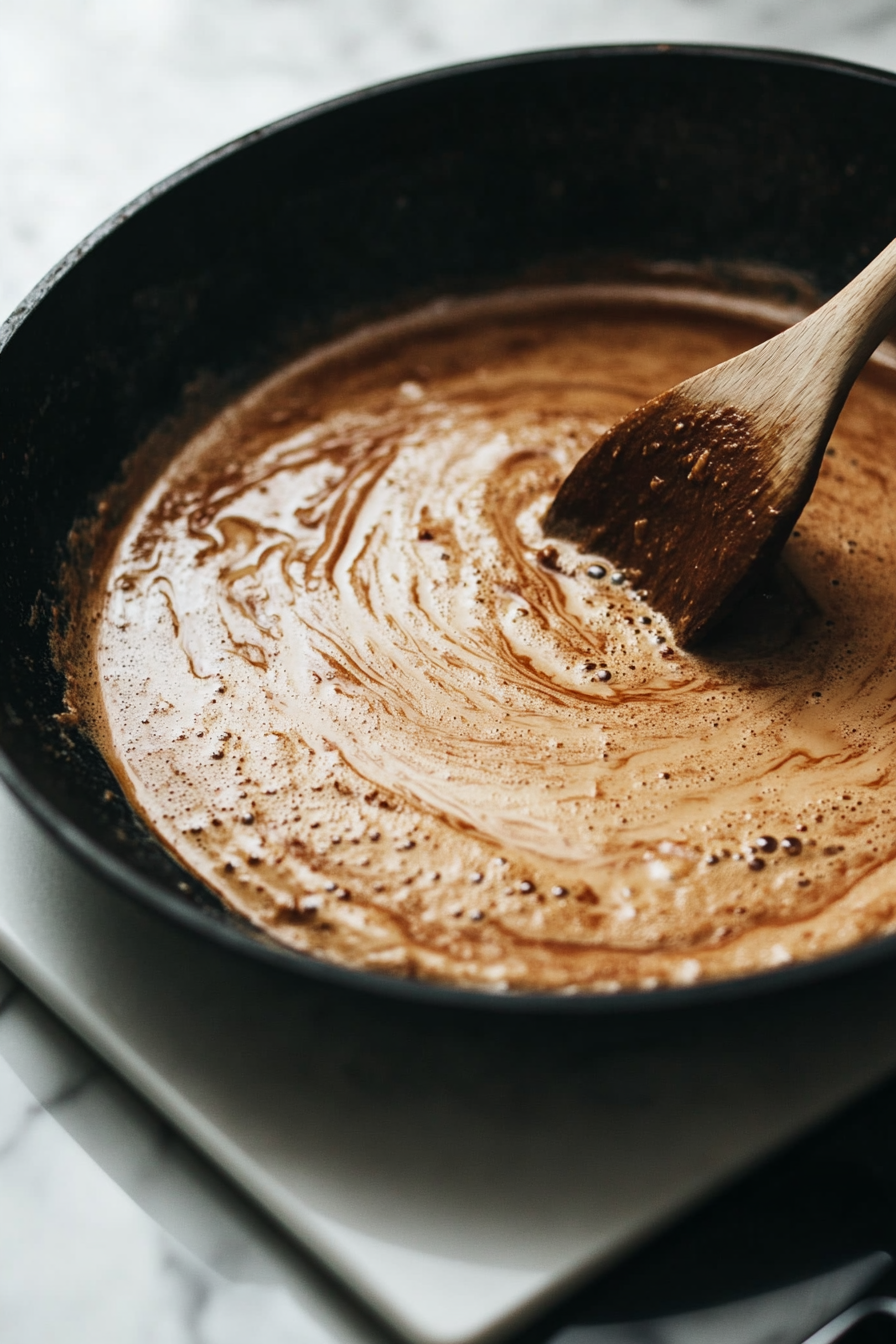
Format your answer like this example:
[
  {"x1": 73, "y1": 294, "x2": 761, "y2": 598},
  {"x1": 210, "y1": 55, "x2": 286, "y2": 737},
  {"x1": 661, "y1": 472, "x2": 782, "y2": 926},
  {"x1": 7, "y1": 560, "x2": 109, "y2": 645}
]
[{"x1": 2, "y1": 46, "x2": 896, "y2": 955}]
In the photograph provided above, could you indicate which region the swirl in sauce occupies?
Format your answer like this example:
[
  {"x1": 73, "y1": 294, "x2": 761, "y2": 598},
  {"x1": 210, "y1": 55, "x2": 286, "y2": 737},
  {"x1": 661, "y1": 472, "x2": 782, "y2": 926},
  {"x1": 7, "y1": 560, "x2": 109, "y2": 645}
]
[{"x1": 74, "y1": 288, "x2": 896, "y2": 993}]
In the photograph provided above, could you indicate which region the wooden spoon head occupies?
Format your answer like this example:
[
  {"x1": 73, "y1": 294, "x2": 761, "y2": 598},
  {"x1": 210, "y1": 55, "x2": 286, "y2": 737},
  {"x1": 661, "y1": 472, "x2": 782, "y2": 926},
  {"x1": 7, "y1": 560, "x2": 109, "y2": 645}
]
[{"x1": 542, "y1": 387, "x2": 803, "y2": 646}]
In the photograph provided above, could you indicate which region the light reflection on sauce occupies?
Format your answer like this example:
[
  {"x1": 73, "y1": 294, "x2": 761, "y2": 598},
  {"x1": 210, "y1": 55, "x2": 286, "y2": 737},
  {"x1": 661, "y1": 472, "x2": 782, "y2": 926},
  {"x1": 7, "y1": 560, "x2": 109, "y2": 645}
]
[{"x1": 72, "y1": 288, "x2": 896, "y2": 993}]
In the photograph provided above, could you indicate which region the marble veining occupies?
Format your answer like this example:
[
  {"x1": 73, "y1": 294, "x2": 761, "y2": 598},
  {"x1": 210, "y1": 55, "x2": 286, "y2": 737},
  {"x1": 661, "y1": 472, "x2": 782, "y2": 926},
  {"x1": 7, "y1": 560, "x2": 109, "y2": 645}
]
[
  {"x1": 0, "y1": 975, "x2": 384, "y2": 1344},
  {"x1": 4, "y1": 2, "x2": 896, "y2": 1341}
]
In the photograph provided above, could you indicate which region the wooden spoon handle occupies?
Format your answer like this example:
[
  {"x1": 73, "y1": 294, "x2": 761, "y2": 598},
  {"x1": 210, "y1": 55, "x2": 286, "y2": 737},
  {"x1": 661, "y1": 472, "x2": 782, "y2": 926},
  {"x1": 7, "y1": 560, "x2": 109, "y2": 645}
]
[
  {"x1": 689, "y1": 237, "x2": 896, "y2": 456},
  {"x1": 805, "y1": 235, "x2": 896, "y2": 386}
]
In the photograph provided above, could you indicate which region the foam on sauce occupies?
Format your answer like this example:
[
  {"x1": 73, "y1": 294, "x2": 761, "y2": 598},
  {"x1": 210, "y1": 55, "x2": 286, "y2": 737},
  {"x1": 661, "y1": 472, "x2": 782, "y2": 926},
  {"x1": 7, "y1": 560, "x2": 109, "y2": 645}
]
[{"x1": 72, "y1": 288, "x2": 896, "y2": 992}]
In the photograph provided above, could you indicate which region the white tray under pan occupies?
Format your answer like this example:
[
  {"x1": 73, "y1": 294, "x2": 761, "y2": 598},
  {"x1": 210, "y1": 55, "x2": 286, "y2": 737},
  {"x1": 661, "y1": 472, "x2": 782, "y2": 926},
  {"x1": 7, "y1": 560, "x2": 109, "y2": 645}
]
[{"x1": 3, "y1": 780, "x2": 896, "y2": 1344}]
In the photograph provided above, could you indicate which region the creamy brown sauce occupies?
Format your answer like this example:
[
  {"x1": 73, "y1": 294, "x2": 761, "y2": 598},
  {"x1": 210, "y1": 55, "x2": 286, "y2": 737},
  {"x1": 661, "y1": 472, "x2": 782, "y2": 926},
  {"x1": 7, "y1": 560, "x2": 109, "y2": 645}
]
[{"x1": 69, "y1": 288, "x2": 896, "y2": 993}]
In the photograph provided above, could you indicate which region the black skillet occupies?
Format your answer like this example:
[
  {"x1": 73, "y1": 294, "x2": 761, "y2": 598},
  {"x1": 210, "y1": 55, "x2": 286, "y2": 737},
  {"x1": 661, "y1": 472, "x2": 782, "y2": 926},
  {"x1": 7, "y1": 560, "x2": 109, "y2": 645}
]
[{"x1": 3, "y1": 44, "x2": 896, "y2": 1015}]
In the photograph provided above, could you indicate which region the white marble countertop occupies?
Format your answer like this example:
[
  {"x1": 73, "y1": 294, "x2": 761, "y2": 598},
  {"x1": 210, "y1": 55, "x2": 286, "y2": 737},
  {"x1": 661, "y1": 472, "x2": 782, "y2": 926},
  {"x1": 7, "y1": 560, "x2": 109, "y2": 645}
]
[
  {"x1": 4, "y1": 2, "x2": 896, "y2": 1341},
  {"x1": 0, "y1": 953, "x2": 386, "y2": 1344}
]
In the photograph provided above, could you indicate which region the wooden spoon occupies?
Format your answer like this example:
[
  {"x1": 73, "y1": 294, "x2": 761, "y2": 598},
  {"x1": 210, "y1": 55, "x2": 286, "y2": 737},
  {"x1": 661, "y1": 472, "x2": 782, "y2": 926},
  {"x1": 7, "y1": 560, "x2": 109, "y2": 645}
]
[{"x1": 543, "y1": 238, "x2": 896, "y2": 646}]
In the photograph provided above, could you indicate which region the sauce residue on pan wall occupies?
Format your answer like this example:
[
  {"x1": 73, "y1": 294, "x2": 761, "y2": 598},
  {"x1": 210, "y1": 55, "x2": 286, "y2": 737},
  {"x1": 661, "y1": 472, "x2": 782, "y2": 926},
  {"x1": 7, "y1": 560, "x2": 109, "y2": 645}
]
[{"x1": 65, "y1": 287, "x2": 896, "y2": 993}]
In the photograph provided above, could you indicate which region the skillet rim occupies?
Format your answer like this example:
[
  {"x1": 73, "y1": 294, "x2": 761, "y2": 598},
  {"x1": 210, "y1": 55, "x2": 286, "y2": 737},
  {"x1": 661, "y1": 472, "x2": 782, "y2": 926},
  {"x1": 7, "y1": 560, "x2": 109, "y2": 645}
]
[{"x1": 3, "y1": 40, "x2": 896, "y2": 1015}]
